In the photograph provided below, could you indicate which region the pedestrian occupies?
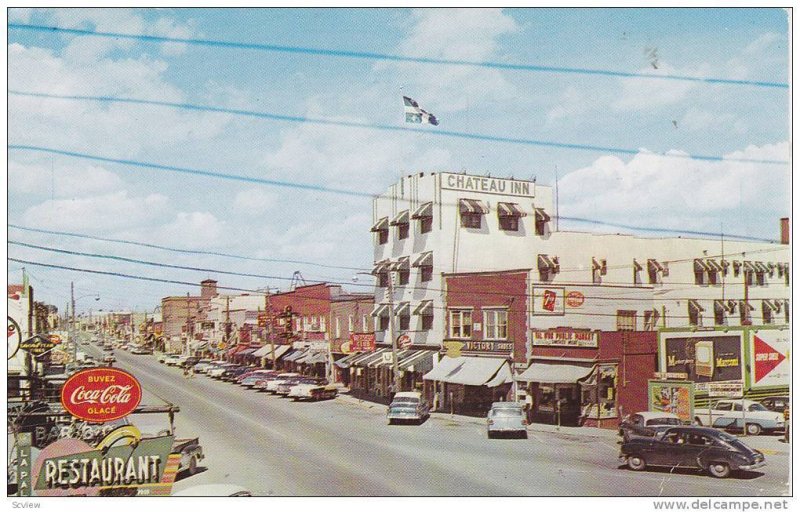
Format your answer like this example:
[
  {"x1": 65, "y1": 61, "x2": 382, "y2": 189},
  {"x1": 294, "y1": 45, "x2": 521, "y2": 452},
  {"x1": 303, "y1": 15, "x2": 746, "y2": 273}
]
[
  {"x1": 784, "y1": 405, "x2": 790, "y2": 443},
  {"x1": 183, "y1": 365, "x2": 190, "y2": 378}
]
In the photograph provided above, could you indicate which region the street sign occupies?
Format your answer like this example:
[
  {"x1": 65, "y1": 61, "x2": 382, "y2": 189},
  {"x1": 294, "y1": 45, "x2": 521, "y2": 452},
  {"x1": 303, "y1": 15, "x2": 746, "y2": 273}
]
[
  {"x1": 19, "y1": 335, "x2": 58, "y2": 356},
  {"x1": 397, "y1": 334, "x2": 412, "y2": 349}
]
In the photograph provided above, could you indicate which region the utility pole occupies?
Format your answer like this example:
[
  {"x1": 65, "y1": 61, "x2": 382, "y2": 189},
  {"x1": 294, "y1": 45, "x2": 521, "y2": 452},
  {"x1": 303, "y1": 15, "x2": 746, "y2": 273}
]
[
  {"x1": 71, "y1": 281, "x2": 77, "y2": 363},
  {"x1": 265, "y1": 290, "x2": 276, "y2": 369},
  {"x1": 388, "y1": 271, "x2": 401, "y2": 394},
  {"x1": 225, "y1": 295, "x2": 231, "y2": 347}
]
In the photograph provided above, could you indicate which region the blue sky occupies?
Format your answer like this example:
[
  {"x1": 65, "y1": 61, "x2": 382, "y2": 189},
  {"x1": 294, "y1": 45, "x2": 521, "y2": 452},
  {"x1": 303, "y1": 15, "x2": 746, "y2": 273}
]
[{"x1": 6, "y1": 8, "x2": 790, "y2": 313}]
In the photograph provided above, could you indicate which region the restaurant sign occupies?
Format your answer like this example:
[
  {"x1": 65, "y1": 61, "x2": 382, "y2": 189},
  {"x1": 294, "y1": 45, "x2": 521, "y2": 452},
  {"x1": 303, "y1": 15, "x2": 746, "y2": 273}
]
[
  {"x1": 61, "y1": 368, "x2": 142, "y2": 423},
  {"x1": 532, "y1": 328, "x2": 598, "y2": 348},
  {"x1": 350, "y1": 333, "x2": 376, "y2": 352}
]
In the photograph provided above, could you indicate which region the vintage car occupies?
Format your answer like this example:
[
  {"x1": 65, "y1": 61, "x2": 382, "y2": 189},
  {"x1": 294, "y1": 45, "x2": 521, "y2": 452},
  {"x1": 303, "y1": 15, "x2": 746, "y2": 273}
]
[
  {"x1": 207, "y1": 363, "x2": 240, "y2": 379},
  {"x1": 156, "y1": 352, "x2": 170, "y2": 364},
  {"x1": 277, "y1": 376, "x2": 320, "y2": 396},
  {"x1": 619, "y1": 426, "x2": 766, "y2": 478},
  {"x1": 387, "y1": 391, "x2": 430, "y2": 425},
  {"x1": 264, "y1": 373, "x2": 301, "y2": 393},
  {"x1": 618, "y1": 411, "x2": 683, "y2": 441},
  {"x1": 288, "y1": 383, "x2": 339, "y2": 401},
  {"x1": 221, "y1": 366, "x2": 253, "y2": 382},
  {"x1": 239, "y1": 370, "x2": 279, "y2": 388},
  {"x1": 760, "y1": 396, "x2": 790, "y2": 413},
  {"x1": 694, "y1": 399, "x2": 785, "y2": 435},
  {"x1": 192, "y1": 359, "x2": 216, "y2": 373},
  {"x1": 163, "y1": 354, "x2": 185, "y2": 366},
  {"x1": 487, "y1": 402, "x2": 528, "y2": 439},
  {"x1": 129, "y1": 345, "x2": 153, "y2": 355}
]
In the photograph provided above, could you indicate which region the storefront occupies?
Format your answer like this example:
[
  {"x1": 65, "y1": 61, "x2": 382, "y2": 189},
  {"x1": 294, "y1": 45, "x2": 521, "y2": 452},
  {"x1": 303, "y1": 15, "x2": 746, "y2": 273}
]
[
  {"x1": 516, "y1": 361, "x2": 594, "y2": 426},
  {"x1": 252, "y1": 344, "x2": 292, "y2": 369},
  {"x1": 423, "y1": 356, "x2": 512, "y2": 416}
]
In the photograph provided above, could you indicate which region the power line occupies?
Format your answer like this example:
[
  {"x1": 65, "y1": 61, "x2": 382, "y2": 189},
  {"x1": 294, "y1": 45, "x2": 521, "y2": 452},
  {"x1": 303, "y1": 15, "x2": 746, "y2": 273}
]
[
  {"x1": 8, "y1": 224, "x2": 370, "y2": 273},
  {"x1": 9, "y1": 90, "x2": 790, "y2": 166},
  {"x1": 7, "y1": 146, "x2": 782, "y2": 243},
  {"x1": 8, "y1": 23, "x2": 789, "y2": 89}
]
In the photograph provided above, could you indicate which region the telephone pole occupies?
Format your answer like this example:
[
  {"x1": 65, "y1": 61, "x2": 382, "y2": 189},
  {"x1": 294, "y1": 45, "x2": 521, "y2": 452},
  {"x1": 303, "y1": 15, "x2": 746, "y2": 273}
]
[{"x1": 265, "y1": 290, "x2": 277, "y2": 369}]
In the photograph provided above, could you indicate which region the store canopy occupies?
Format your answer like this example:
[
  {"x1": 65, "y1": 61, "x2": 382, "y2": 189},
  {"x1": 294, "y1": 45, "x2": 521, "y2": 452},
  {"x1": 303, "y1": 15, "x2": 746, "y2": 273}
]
[
  {"x1": 371, "y1": 217, "x2": 389, "y2": 232},
  {"x1": 398, "y1": 350, "x2": 435, "y2": 373},
  {"x1": 334, "y1": 352, "x2": 363, "y2": 368},
  {"x1": 299, "y1": 351, "x2": 328, "y2": 365},
  {"x1": 411, "y1": 202, "x2": 433, "y2": 219},
  {"x1": 283, "y1": 348, "x2": 309, "y2": 362},
  {"x1": 413, "y1": 300, "x2": 433, "y2": 316},
  {"x1": 352, "y1": 348, "x2": 390, "y2": 367},
  {"x1": 252, "y1": 344, "x2": 290, "y2": 358},
  {"x1": 423, "y1": 356, "x2": 509, "y2": 387},
  {"x1": 390, "y1": 210, "x2": 410, "y2": 226},
  {"x1": 515, "y1": 363, "x2": 594, "y2": 384},
  {"x1": 237, "y1": 348, "x2": 257, "y2": 356},
  {"x1": 497, "y1": 202, "x2": 527, "y2": 217},
  {"x1": 458, "y1": 198, "x2": 489, "y2": 215},
  {"x1": 484, "y1": 363, "x2": 513, "y2": 387},
  {"x1": 372, "y1": 350, "x2": 412, "y2": 368}
]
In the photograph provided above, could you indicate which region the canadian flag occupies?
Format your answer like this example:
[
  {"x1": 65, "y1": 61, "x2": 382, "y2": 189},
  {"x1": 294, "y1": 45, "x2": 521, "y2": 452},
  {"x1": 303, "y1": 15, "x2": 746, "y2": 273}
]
[{"x1": 753, "y1": 335, "x2": 786, "y2": 383}]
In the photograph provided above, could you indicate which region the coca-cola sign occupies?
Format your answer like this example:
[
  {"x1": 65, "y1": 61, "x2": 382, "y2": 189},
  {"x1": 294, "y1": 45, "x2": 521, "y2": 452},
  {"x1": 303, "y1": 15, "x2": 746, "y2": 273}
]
[{"x1": 61, "y1": 368, "x2": 142, "y2": 423}]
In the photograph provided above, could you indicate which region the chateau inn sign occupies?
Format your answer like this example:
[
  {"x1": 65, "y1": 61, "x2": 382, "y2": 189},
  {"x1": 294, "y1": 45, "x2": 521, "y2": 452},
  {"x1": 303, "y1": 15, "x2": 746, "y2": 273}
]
[{"x1": 441, "y1": 173, "x2": 536, "y2": 198}]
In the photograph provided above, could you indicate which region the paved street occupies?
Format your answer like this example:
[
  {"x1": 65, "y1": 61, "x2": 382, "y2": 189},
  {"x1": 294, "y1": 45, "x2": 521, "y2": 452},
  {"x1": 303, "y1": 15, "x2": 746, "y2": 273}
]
[{"x1": 88, "y1": 344, "x2": 790, "y2": 497}]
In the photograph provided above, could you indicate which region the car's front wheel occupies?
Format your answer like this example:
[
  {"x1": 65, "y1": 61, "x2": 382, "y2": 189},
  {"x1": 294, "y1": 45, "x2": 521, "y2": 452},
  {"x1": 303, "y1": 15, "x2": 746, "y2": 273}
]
[
  {"x1": 188, "y1": 456, "x2": 198, "y2": 475},
  {"x1": 708, "y1": 462, "x2": 730, "y2": 478},
  {"x1": 627, "y1": 456, "x2": 646, "y2": 471},
  {"x1": 745, "y1": 423, "x2": 762, "y2": 436}
]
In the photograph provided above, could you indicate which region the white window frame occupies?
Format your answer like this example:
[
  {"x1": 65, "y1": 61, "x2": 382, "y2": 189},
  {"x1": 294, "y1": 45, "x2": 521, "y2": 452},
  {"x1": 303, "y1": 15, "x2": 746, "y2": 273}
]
[
  {"x1": 483, "y1": 308, "x2": 508, "y2": 340},
  {"x1": 449, "y1": 309, "x2": 473, "y2": 339},
  {"x1": 335, "y1": 317, "x2": 341, "y2": 338},
  {"x1": 348, "y1": 315, "x2": 354, "y2": 333}
]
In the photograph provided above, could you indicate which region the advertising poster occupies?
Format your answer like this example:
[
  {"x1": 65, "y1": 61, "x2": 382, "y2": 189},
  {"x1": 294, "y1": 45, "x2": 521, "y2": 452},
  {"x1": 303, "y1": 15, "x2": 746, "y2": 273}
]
[
  {"x1": 663, "y1": 334, "x2": 743, "y2": 383},
  {"x1": 748, "y1": 329, "x2": 790, "y2": 389},
  {"x1": 530, "y1": 286, "x2": 565, "y2": 316},
  {"x1": 648, "y1": 380, "x2": 694, "y2": 422}
]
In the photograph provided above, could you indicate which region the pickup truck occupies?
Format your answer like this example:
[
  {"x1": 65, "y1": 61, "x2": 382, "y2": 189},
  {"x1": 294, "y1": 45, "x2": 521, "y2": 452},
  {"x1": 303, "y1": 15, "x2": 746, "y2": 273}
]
[{"x1": 694, "y1": 399, "x2": 784, "y2": 435}]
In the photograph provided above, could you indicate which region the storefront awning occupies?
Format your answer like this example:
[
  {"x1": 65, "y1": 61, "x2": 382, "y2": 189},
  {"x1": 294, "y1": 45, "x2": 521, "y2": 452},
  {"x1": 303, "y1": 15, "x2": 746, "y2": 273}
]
[
  {"x1": 390, "y1": 210, "x2": 410, "y2": 226},
  {"x1": 352, "y1": 348, "x2": 391, "y2": 367},
  {"x1": 423, "y1": 356, "x2": 510, "y2": 387},
  {"x1": 237, "y1": 348, "x2": 257, "y2": 356},
  {"x1": 458, "y1": 198, "x2": 489, "y2": 215},
  {"x1": 398, "y1": 350, "x2": 435, "y2": 373},
  {"x1": 412, "y1": 251, "x2": 433, "y2": 268},
  {"x1": 497, "y1": 202, "x2": 527, "y2": 217},
  {"x1": 413, "y1": 300, "x2": 433, "y2": 316},
  {"x1": 299, "y1": 351, "x2": 328, "y2": 365},
  {"x1": 371, "y1": 217, "x2": 389, "y2": 232},
  {"x1": 484, "y1": 363, "x2": 512, "y2": 387},
  {"x1": 515, "y1": 363, "x2": 594, "y2": 384},
  {"x1": 253, "y1": 344, "x2": 291, "y2": 359},
  {"x1": 411, "y1": 202, "x2": 433, "y2": 219},
  {"x1": 371, "y1": 350, "x2": 412, "y2": 368},
  {"x1": 283, "y1": 348, "x2": 309, "y2": 362},
  {"x1": 371, "y1": 303, "x2": 390, "y2": 317},
  {"x1": 334, "y1": 352, "x2": 363, "y2": 368}
]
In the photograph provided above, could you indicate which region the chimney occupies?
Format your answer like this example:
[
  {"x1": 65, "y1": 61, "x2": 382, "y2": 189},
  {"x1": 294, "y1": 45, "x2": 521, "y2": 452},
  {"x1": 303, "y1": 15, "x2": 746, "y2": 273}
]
[
  {"x1": 780, "y1": 218, "x2": 789, "y2": 245},
  {"x1": 200, "y1": 279, "x2": 218, "y2": 299}
]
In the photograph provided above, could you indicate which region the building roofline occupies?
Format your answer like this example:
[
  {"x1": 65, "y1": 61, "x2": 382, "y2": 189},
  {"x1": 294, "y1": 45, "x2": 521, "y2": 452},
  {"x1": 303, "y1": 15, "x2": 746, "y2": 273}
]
[{"x1": 443, "y1": 268, "x2": 532, "y2": 278}]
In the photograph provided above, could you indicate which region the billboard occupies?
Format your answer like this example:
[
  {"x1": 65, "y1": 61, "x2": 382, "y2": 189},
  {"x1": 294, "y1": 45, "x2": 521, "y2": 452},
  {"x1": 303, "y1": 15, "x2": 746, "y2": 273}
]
[
  {"x1": 662, "y1": 334, "x2": 743, "y2": 384},
  {"x1": 749, "y1": 329, "x2": 790, "y2": 389}
]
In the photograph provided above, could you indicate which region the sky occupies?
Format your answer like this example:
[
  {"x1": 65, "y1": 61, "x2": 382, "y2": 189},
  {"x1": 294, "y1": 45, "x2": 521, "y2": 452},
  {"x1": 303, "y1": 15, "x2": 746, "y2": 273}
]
[{"x1": 6, "y1": 7, "x2": 790, "y2": 315}]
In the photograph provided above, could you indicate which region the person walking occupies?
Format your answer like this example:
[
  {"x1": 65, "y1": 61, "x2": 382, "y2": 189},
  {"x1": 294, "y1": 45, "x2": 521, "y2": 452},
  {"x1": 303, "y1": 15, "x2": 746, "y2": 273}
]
[{"x1": 783, "y1": 405, "x2": 790, "y2": 443}]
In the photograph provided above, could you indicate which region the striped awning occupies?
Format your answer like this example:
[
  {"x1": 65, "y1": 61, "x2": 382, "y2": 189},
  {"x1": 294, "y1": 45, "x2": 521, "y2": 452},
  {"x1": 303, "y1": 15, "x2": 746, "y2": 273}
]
[
  {"x1": 253, "y1": 344, "x2": 291, "y2": 359},
  {"x1": 390, "y1": 210, "x2": 410, "y2": 226},
  {"x1": 706, "y1": 259, "x2": 724, "y2": 272},
  {"x1": 334, "y1": 352, "x2": 364, "y2": 368},
  {"x1": 398, "y1": 350, "x2": 434, "y2": 373},
  {"x1": 370, "y1": 217, "x2": 389, "y2": 232},
  {"x1": 688, "y1": 299, "x2": 705, "y2": 312},
  {"x1": 413, "y1": 300, "x2": 433, "y2": 316},
  {"x1": 389, "y1": 256, "x2": 410, "y2": 271},
  {"x1": 648, "y1": 259, "x2": 665, "y2": 272},
  {"x1": 534, "y1": 208, "x2": 551, "y2": 222},
  {"x1": 754, "y1": 261, "x2": 769, "y2": 273},
  {"x1": 412, "y1": 251, "x2": 433, "y2": 268},
  {"x1": 371, "y1": 303, "x2": 391, "y2": 317},
  {"x1": 538, "y1": 254, "x2": 558, "y2": 271},
  {"x1": 283, "y1": 348, "x2": 309, "y2": 362},
  {"x1": 351, "y1": 348, "x2": 391, "y2": 367},
  {"x1": 497, "y1": 202, "x2": 527, "y2": 217},
  {"x1": 371, "y1": 260, "x2": 390, "y2": 275},
  {"x1": 411, "y1": 202, "x2": 433, "y2": 219},
  {"x1": 458, "y1": 198, "x2": 489, "y2": 215}
]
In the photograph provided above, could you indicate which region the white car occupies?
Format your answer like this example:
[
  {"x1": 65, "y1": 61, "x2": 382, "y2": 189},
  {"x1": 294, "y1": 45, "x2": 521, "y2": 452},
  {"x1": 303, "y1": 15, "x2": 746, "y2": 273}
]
[
  {"x1": 265, "y1": 373, "x2": 300, "y2": 393},
  {"x1": 164, "y1": 354, "x2": 183, "y2": 366},
  {"x1": 207, "y1": 364, "x2": 238, "y2": 378},
  {"x1": 694, "y1": 399, "x2": 784, "y2": 435},
  {"x1": 288, "y1": 383, "x2": 338, "y2": 401}
]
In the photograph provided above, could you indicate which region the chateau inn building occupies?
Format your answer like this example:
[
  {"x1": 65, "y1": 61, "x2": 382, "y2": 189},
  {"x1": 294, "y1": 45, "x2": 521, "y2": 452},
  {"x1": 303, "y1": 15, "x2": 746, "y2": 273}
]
[{"x1": 371, "y1": 172, "x2": 790, "y2": 422}]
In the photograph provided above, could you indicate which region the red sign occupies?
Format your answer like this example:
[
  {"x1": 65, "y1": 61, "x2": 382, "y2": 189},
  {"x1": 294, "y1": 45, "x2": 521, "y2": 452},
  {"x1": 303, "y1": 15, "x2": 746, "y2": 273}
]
[
  {"x1": 565, "y1": 291, "x2": 585, "y2": 308},
  {"x1": 350, "y1": 333, "x2": 376, "y2": 352},
  {"x1": 61, "y1": 368, "x2": 142, "y2": 423},
  {"x1": 542, "y1": 290, "x2": 557, "y2": 312},
  {"x1": 753, "y1": 335, "x2": 786, "y2": 383},
  {"x1": 397, "y1": 334, "x2": 412, "y2": 349}
]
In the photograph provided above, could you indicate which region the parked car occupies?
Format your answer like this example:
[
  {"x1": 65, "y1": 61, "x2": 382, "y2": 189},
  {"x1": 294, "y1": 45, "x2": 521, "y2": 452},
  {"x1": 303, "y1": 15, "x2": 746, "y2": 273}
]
[
  {"x1": 239, "y1": 370, "x2": 278, "y2": 388},
  {"x1": 102, "y1": 344, "x2": 114, "y2": 352},
  {"x1": 694, "y1": 399, "x2": 785, "y2": 435},
  {"x1": 487, "y1": 402, "x2": 528, "y2": 439},
  {"x1": 760, "y1": 396, "x2": 790, "y2": 413},
  {"x1": 192, "y1": 360, "x2": 216, "y2": 373},
  {"x1": 619, "y1": 411, "x2": 683, "y2": 441},
  {"x1": 264, "y1": 373, "x2": 301, "y2": 393},
  {"x1": 163, "y1": 354, "x2": 184, "y2": 366},
  {"x1": 181, "y1": 356, "x2": 201, "y2": 369},
  {"x1": 208, "y1": 363, "x2": 240, "y2": 379},
  {"x1": 129, "y1": 345, "x2": 153, "y2": 355},
  {"x1": 619, "y1": 426, "x2": 766, "y2": 478},
  {"x1": 221, "y1": 366, "x2": 252, "y2": 382},
  {"x1": 288, "y1": 383, "x2": 339, "y2": 401},
  {"x1": 156, "y1": 353, "x2": 169, "y2": 364},
  {"x1": 387, "y1": 391, "x2": 430, "y2": 425},
  {"x1": 277, "y1": 376, "x2": 320, "y2": 396}
]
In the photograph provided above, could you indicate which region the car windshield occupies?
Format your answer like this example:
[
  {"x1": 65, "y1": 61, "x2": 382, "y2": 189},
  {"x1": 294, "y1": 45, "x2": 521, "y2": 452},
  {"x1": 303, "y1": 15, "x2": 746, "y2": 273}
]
[
  {"x1": 647, "y1": 417, "x2": 681, "y2": 426},
  {"x1": 491, "y1": 408, "x2": 523, "y2": 417},
  {"x1": 392, "y1": 397, "x2": 419, "y2": 404},
  {"x1": 748, "y1": 403, "x2": 768, "y2": 412}
]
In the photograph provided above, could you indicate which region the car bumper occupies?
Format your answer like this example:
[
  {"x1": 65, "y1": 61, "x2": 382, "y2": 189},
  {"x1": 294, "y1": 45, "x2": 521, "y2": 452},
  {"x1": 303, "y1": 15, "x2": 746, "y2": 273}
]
[
  {"x1": 387, "y1": 414, "x2": 422, "y2": 421},
  {"x1": 738, "y1": 460, "x2": 766, "y2": 471}
]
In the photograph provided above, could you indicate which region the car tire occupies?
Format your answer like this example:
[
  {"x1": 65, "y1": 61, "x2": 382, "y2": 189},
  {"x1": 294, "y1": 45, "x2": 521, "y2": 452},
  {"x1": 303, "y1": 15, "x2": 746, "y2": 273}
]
[
  {"x1": 520, "y1": 431, "x2": 528, "y2": 440},
  {"x1": 745, "y1": 423, "x2": 762, "y2": 436},
  {"x1": 188, "y1": 456, "x2": 198, "y2": 475},
  {"x1": 627, "y1": 456, "x2": 646, "y2": 471},
  {"x1": 708, "y1": 462, "x2": 730, "y2": 478},
  {"x1": 387, "y1": 419, "x2": 394, "y2": 426}
]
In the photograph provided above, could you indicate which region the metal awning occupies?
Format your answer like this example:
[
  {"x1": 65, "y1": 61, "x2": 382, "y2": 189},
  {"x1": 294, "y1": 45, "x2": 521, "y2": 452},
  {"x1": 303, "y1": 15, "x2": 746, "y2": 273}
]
[
  {"x1": 763, "y1": 299, "x2": 782, "y2": 312},
  {"x1": 413, "y1": 300, "x2": 433, "y2": 316},
  {"x1": 706, "y1": 259, "x2": 723, "y2": 272},
  {"x1": 754, "y1": 261, "x2": 769, "y2": 273},
  {"x1": 423, "y1": 356, "x2": 510, "y2": 387},
  {"x1": 411, "y1": 202, "x2": 433, "y2": 219},
  {"x1": 371, "y1": 260, "x2": 390, "y2": 275},
  {"x1": 334, "y1": 352, "x2": 364, "y2": 368},
  {"x1": 688, "y1": 299, "x2": 705, "y2": 312},
  {"x1": 390, "y1": 256, "x2": 410, "y2": 271},
  {"x1": 412, "y1": 251, "x2": 433, "y2": 268},
  {"x1": 484, "y1": 363, "x2": 513, "y2": 387},
  {"x1": 743, "y1": 261, "x2": 756, "y2": 272},
  {"x1": 370, "y1": 217, "x2": 389, "y2": 232},
  {"x1": 534, "y1": 208, "x2": 551, "y2": 222},
  {"x1": 515, "y1": 363, "x2": 594, "y2": 384},
  {"x1": 497, "y1": 202, "x2": 527, "y2": 217},
  {"x1": 237, "y1": 348, "x2": 257, "y2": 356},
  {"x1": 398, "y1": 350, "x2": 434, "y2": 373},
  {"x1": 394, "y1": 302, "x2": 410, "y2": 316},
  {"x1": 739, "y1": 300, "x2": 755, "y2": 311},
  {"x1": 633, "y1": 259, "x2": 643, "y2": 271},
  {"x1": 390, "y1": 210, "x2": 410, "y2": 226},
  {"x1": 352, "y1": 348, "x2": 391, "y2": 367},
  {"x1": 648, "y1": 259, "x2": 665, "y2": 272},
  {"x1": 253, "y1": 344, "x2": 291, "y2": 359},
  {"x1": 458, "y1": 198, "x2": 489, "y2": 215},
  {"x1": 694, "y1": 259, "x2": 710, "y2": 272},
  {"x1": 371, "y1": 303, "x2": 390, "y2": 317},
  {"x1": 299, "y1": 351, "x2": 328, "y2": 365},
  {"x1": 371, "y1": 350, "x2": 412, "y2": 368},
  {"x1": 283, "y1": 348, "x2": 309, "y2": 362}
]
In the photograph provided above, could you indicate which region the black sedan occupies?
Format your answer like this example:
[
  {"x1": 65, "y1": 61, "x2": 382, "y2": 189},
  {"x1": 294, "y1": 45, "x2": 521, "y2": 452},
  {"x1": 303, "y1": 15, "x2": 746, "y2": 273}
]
[{"x1": 619, "y1": 426, "x2": 765, "y2": 478}]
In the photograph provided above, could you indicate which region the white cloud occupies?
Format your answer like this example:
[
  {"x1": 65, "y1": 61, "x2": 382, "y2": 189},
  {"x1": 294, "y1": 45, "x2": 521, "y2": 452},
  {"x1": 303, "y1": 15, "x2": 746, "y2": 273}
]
[
  {"x1": 149, "y1": 212, "x2": 227, "y2": 248},
  {"x1": 9, "y1": 160, "x2": 123, "y2": 197},
  {"x1": 8, "y1": 8, "x2": 32, "y2": 23},
  {"x1": 546, "y1": 86, "x2": 589, "y2": 123},
  {"x1": 612, "y1": 62, "x2": 709, "y2": 111},
  {"x1": 23, "y1": 191, "x2": 169, "y2": 232},
  {"x1": 232, "y1": 189, "x2": 280, "y2": 216},
  {"x1": 558, "y1": 141, "x2": 789, "y2": 235}
]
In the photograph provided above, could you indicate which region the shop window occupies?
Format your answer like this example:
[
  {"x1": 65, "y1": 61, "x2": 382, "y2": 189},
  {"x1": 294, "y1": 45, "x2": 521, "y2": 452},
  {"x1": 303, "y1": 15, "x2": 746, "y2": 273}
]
[
  {"x1": 449, "y1": 309, "x2": 473, "y2": 339},
  {"x1": 616, "y1": 310, "x2": 637, "y2": 331},
  {"x1": 420, "y1": 265, "x2": 433, "y2": 282},
  {"x1": 399, "y1": 315, "x2": 410, "y2": 331},
  {"x1": 483, "y1": 309, "x2": 508, "y2": 340},
  {"x1": 420, "y1": 217, "x2": 432, "y2": 234},
  {"x1": 421, "y1": 314, "x2": 433, "y2": 331}
]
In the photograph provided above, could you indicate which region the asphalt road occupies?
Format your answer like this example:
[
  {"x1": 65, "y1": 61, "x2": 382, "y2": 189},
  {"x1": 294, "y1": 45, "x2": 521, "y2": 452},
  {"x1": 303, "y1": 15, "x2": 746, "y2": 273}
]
[{"x1": 84, "y1": 342, "x2": 791, "y2": 497}]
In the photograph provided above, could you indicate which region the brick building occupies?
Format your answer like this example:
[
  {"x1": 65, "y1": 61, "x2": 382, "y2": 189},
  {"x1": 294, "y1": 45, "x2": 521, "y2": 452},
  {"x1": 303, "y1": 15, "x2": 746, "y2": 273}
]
[{"x1": 160, "y1": 279, "x2": 217, "y2": 352}]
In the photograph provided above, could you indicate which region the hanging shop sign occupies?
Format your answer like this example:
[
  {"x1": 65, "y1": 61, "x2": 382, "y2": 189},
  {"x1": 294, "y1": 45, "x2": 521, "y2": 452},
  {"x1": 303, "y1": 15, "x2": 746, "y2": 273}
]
[
  {"x1": 531, "y1": 328, "x2": 598, "y2": 348},
  {"x1": 61, "y1": 368, "x2": 142, "y2": 423},
  {"x1": 349, "y1": 333, "x2": 376, "y2": 352},
  {"x1": 648, "y1": 380, "x2": 694, "y2": 422},
  {"x1": 530, "y1": 286, "x2": 565, "y2": 316},
  {"x1": 397, "y1": 334, "x2": 412, "y2": 349}
]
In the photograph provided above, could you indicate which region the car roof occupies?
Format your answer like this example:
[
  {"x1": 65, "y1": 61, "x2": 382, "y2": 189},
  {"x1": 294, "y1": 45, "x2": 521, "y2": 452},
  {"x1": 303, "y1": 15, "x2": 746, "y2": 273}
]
[
  {"x1": 633, "y1": 411, "x2": 680, "y2": 420},
  {"x1": 394, "y1": 391, "x2": 422, "y2": 398},
  {"x1": 490, "y1": 401, "x2": 522, "y2": 408}
]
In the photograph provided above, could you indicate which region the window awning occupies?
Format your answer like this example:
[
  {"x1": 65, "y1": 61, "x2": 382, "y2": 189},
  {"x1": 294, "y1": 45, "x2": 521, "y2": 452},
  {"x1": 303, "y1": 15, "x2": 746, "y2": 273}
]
[
  {"x1": 411, "y1": 202, "x2": 433, "y2": 219},
  {"x1": 389, "y1": 256, "x2": 410, "y2": 271},
  {"x1": 515, "y1": 363, "x2": 594, "y2": 383},
  {"x1": 538, "y1": 254, "x2": 558, "y2": 271},
  {"x1": 371, "y1": 303, "x2": 390, "y2": 317},
  {"x1": 497, "y1": 202, "x2": 527, "y2": 217},
  {"x1": 394, "y1": 302, "x2": 410, "y2": 316},
  {"x1": 459, "y1": 198, "x2": 489, "y2": 215},
  {"x1": 371, "y1": 260, "x2": 390, "y2": 275},
  {"x1": 633, "y1": 259, "x2": 643, "y2": 272},
  {"x1": 739, "y1": 300, "x2": 755, "y2": 311},
  {"x1": 706, "y1": 259, "x2": 723, "y2": 272},
  {"x1": 413, "y1": 300, "x2": 433, "y2": 316},
  {"x1": 412, "y1": 251, "x2": 433, "y2": 268},
  {"x1": 647, "y1": 259, "x2": 664, "y2": 272},
  {"x1": 754, "y1": 261, "x2": 769, "y2": 273},
  {"x1": 743, "y1": 261, "x2": 756, "y2": 272},
  {"x1": 534, "y1": 208, "x2": 551, "y2": 222},
  {"x1": 694, "y1": 259, "x2": 710, "y2": 272},
  {"x1": 390, "y1": 210, "x2": 410, "y2": 226},
  {"x1": 423, "y1": 356, "x2": 510, "y2": 387},
  {"x1": 688, "y1": 299, "x2": 705, "y2": 312},
  {"x1": 763, "y1": 300, "x2": 782, "y2": 312},
  {"x1": 371, "y1": 217, "x2": 389, "y2": 232}
]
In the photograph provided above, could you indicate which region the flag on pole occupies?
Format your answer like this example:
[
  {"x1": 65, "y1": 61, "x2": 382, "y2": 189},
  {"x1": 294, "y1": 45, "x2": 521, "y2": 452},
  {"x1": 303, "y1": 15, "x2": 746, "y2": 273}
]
[{"x1": 403, "y1": 96, "x2": 439, "y2": 126}]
